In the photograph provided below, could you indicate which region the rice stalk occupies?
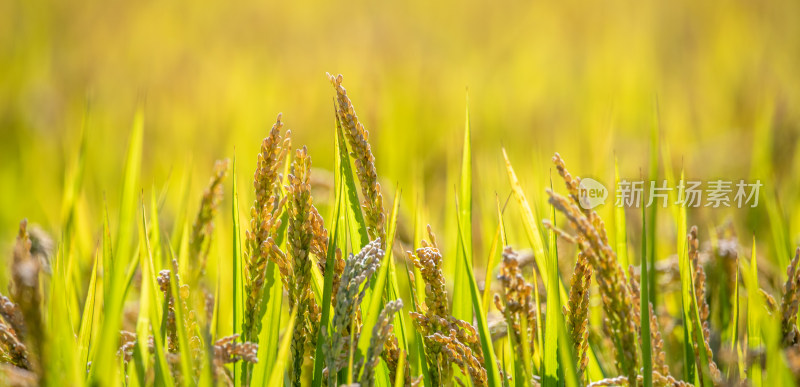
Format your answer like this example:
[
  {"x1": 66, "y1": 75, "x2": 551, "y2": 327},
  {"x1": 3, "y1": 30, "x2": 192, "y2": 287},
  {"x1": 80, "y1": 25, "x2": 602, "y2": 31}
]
[
  {"x1": 547, "y1": 153, "x2": 638, "y2": 384},
  {"x1": 493, "y1": 247, "x2": 536, "y2": 380},
  {"x1": 428, "y1": 330, "x2": 487, "y2": 387},
  {"x1": 778, "y1": 248, "x2": 800, "y2": 347},
  {"x1": 287, "y1": 145, "x2": 318, "y2": 386},
  {"x1": 0, "y1": 315, "x2": 29, "y2": 370},
  {"x1": 327, "y1": 73, "x2": 385, "y2": 245},
  {"x1": 362, "y1": 299, "x2": 404, "y2": 387},
  {"x1": 687, "y1": 226, "x2": 722, "y2": 382},
  {"x1": 189, "y1": 159, "x2": 230, "y2": 284},
  {"x1": 212, "y1": 334, "x2": 259, "y2": 385},
  {"x1": 243, "y1": 114, "x2": 291, "y2": 343},
  {"x1": 156, "y1": 266, "x2": 200, "y2": 357},
  {"x1": 409, "y1": 226, "x2": 485, "y2": 386},
  {"x1": 327, "y1": 74, "x2": 412, "y2": 384},
  {"x1": 565, "y1": 251, "x2": 592, "y2": 382},
  {"x1": 628, "y1": 267, "x2": 671, "y2": 377},
  {"x1": 0, "y1": 363, "x2": 37, "y2": 386},
  {"x1": 585, "y1": 371, "x2": 693, "y2": 387},
  {"x1": 325, "y1": 239, "x2": 383, "y2": 386},
  {"x1": 8, "y1": 220, "x2": 42, "y2": 378},
  {"x1": 0, "y1": 295, "x2": 26, "y2": 368}
]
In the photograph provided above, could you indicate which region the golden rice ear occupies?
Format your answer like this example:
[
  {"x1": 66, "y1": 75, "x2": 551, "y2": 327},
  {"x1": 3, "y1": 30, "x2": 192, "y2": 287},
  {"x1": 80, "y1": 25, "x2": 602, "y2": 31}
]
[
  {"x1": 687, "y1": 226, "x2": 721, "y2": 382},
  {"x1": 285, "y1": 145, "x2": 317, "y2": 386},
  {"x1": 547, "y1": 153, "x2": 639, "y2": 382},
  {"x1": 428, "y1": 331, "x2": 488, "y2": 387},
  {"x1": 213, "y1": 334, "x2": 258, "y2": 365},
  {"x1": 329, "y1": 73, "x2": 386, "y2": 245},
  {"x1": 243, "y1": 114, "x2": 290, "y2": 343},
  {"x1": 494, "y1": 247, "x2": 538, "y2": 373},
  {"x1": 565, "y1": 251, "x2": 592, "y2": 381},
  {"x1": 781, "y1": 248, "x2": 800, "y2": 347},
  {"x1": 190, "y1": 158, "x2": 229, "y2": 284}
]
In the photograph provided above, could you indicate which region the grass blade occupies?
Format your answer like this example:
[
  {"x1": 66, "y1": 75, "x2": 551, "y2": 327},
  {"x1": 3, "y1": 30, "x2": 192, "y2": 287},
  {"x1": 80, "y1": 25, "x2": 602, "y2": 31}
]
[
  {"x1": 481, "y1": 194, "x2": 506, "y2": 312},
  {"x1": 394, "y1": 351, "x2": 407, "y2": 387},
  {"x1": 455, "y1": 194, "x2": 503, "y2": 387},
  {"x1": 453, "y1": 95, "x2": 473, "y2": 323},
  {"x1": 77, "y1": 245, "x2": 99, "y2": 375},
  {"x1": 640, "y1": 198, "x2": 652, "y2": 387},
  {"x1": 648, "y1": 107, "x2": 659, "y2": 308},
  {"x1": 727, "y1": 262, "x2": 740, "y2": 380},
  {"x1": 311, "y1": 165, "x2": 345, "y2": 387},
  {"x1": 165, "y1": 241, "x2": 195, "y2": 386},
  {"x1": 117, "y1": 109, "x2": 144, "y2": 268},
  {"x1": 745, "y1": 237, "x2": 762, "y2": 386},
  {"x1": 356, "y1": 190, "x2": 403, "y2": 370},
  {"x1": 139, "y1": 197, "x2": 175, "y2": 387},
  {"x1": 268, "y1": 306, "x2": 299, "y2": 386},
  {"x1": 385, "y1": 189, "x2": 408, "y2": 351},
  {"x1": 335, "y1": 105, "x2": 370, "y2": 250},
  {"x1": 90, "y1": 116, "x2": 142, "y2": 385},
  {"x1": 673, "y1": 168, "x2": 694, "y2": 383},
  {"x1": 542, "y1": 184, "x2": 559, "y2": 387},
  {"x1": 231, "y1": 154, "x2": 245, "y2": 385},
  {"x1": 613, "y1": 157, "x2": 629, "y2": 272},
  {"x1": 251, "y1": 261, "x2": 283, "y2": 387},
  {"x1": 502, "y1": 149, "x2": 547, "y2": 285},
  {"x1": 503, "y1": 150, "x2": 603, "y2": 381}
]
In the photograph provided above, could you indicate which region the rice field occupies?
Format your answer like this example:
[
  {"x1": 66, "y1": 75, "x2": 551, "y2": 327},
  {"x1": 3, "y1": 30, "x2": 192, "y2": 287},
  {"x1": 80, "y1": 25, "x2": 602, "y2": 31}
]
[{"x1": 2, "y1": 1, "x2": 800, "y2": 386}]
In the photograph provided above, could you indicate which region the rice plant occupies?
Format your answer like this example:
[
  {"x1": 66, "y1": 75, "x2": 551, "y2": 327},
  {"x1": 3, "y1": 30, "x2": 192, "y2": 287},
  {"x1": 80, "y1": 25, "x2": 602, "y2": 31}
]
[{"x1": 1, "y1": 72, "x2": 799, "y2": 387}]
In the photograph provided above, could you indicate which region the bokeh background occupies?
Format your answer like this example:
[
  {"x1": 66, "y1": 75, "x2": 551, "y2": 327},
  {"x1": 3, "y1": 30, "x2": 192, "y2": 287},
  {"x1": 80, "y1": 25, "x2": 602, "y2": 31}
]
[{"x1": 2, "y1": 0, "x2": 799, "y2": 287}]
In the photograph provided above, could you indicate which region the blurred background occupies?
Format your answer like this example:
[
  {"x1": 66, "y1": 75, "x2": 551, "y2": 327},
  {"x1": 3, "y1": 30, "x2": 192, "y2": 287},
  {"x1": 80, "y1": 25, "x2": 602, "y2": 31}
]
[{"x1": 1, "y1": 0, "x2": 799, "y2": 287}]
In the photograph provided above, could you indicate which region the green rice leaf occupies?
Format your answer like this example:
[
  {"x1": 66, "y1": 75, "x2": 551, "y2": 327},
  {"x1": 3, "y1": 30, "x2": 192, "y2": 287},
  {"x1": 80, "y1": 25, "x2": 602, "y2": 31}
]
[
  {"x1": 231, "y1": 155, "x2": 245, "y2": 385},
  {"x1": 90, "y1": 116, "x2": 142, "y2": 386},
  {"x1": 150, "y1": 187, "x2": 164, "y2": 272},
  {"x1": 613, "y1": 157, "x2": 629, "y2": 272},
  {"x1": 745, "y1": 237, "x2": 762, "y2": 386},
  {"x1": 453, "y1": 95, "x2": 473, "y2": 323},
  {"x1": 77, "y1": 246, "x2": 99, "y2": 375},
  {"x1": 502, "y1": 149, "x2": 547, "y2": 284},
  {"x1": 267, "y1": 306, "x2": 299, "y2": 386},
  {"x1": 675, "y1": 170, "x2": 694, "y2": 383},
  {"x1": 455, "y1": 194, "x2": 503, "y2": 387},
  {"x1": 727, "y1": 261, "x2": 740, "y2": 380},
  {"x1": 139, "y1": 198, "x2": 175, "y2": 387},
  {"x1": 542, "y1": 185, "x2": 559, "y2": 387},
  {"x1": 385, "y1": 189, "x2": 409, "y2": 354},
  {"x1": 356, "y1": 189, "x2": 403, "y2": 373},
  {"x1": 394, "y1": 351, "x2": 406, "y2": 387},
  {"x1": 504, "y1": 150, "x2": 603, "y2": 380},
  {"x1": 311, "y1": 163, "x2": 345, "y2": 387},
  {"x1": 481, "y1": 194, "x2": 505, "y2": 312},
  {"x1": 334, "y1": 105, "x2": 370, "y2": 250},
  {"x1": 174, "y1": 162, "x2": 193, "y2": 277},
  {"x1": 165, "y1": 242, "x2": 195, "y2": 386},
  {"x1": 61, "y1": 102, "x2": 89, "y2": 240},
  {"x1": 640, "y1": 198, "x2": 652, "y2": 387},
  {"x1": 47, "y1": 245, "x2": 80, "y2": 385},
  {"x1": 648, "y1": 109, "x2": 659, "y2": 309},
  {"x1": 117, "y1": 109, "x2": 144, "y2": 269},
  {"x1": 251, "y1": 261, "x2": 283, "y2": 387}
]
